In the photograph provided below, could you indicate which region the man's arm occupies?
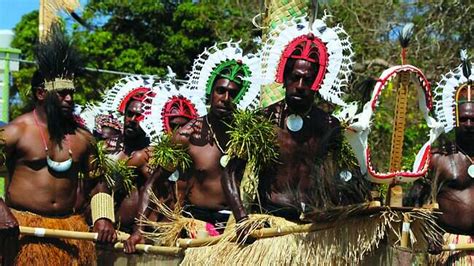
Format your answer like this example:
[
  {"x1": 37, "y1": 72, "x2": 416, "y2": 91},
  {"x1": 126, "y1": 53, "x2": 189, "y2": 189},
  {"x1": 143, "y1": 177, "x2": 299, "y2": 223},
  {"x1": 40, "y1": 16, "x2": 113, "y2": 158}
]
[
  {"x1": 124, "y1": 126, "x2": 193, "y2": 253},
  {"x1": 222, "y1": 158, "x2": 249, "y2": 223},
  {"x1": 82, "y1": 132, "x2": 117, "y2": 244},
  {"x1": 0, "y1": 197, "x2": 19, "y2": 264},
  {"x1": 123, "y1": 166, "x2": 173, "y2": 253}
]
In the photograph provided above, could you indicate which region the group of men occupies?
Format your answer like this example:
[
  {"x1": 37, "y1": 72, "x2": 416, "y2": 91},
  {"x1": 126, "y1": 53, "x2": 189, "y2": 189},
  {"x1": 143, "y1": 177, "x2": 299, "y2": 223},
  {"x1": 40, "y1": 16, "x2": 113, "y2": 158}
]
[{"x1": 0, "y1": 11, "x2": 472, "y2": 266}]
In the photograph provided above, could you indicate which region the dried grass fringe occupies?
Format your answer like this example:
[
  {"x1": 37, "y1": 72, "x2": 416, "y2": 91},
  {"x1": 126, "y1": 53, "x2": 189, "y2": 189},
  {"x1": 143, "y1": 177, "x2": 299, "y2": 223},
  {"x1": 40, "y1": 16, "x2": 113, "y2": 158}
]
[
  {"x1": 138, "y1": 191, "x2": 207, "y2": 246},
  {"x1": 180, "y1": 209, "x2": 442, "y2": 265},
  {"x1": 9, "y1": 210, "x2": 96, "y2": 266}
]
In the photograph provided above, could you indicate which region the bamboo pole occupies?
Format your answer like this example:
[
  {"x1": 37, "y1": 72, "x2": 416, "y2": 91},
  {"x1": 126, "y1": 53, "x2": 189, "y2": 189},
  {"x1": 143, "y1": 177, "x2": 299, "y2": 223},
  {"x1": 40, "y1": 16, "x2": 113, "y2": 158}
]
[
  {"x1": 442, "y1": 243, "x2": 474, "y2": 252},
  {"x1": 113, "y1": 243, "x2": 183, "y2": 256},
  {"x1": 177, "y1": 222, "x2": 337, "y2": 248},
  {"x1": 20, "y1": 226, "x2": 183, "y2": 256},
  {"x1": 19, "y1": 226, "x2": 129, "y2": 242},
  {"x1": 400, "y1": 213, "x2": 410, "y2": 248},
  {"x1": 177, "y1": 235, "x2": 223, "y2": 248}
]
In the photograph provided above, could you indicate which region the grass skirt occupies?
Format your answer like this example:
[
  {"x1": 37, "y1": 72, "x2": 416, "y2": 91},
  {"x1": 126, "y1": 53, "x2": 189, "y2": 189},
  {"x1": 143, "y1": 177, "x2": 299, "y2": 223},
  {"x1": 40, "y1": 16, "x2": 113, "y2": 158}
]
[{"x1": 9, "y1": 210, "x2": 96, "y2": 266}]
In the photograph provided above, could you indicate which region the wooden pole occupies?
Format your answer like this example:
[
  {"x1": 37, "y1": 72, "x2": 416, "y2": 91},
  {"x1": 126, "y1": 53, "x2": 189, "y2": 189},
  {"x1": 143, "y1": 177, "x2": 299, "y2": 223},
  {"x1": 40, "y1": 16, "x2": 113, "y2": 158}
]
[
  {"x1": 19, "y1": 226, "x2": 129, "y2": 242},
  {"x1": 113, "y1": 243, "x2": 182, "y2": 256},
  {"x1": 20, "y1": 226, "x2": 183, "y2": 256},
  {"x1": 400, "y1": 213, "x2": 410, "y2": 248},
  {"x1": 177, "y1": 222, "x2": 337, "y2": 248},
  {"x1": 442, "y1": 243, "x2": 474, "y2": 252}
]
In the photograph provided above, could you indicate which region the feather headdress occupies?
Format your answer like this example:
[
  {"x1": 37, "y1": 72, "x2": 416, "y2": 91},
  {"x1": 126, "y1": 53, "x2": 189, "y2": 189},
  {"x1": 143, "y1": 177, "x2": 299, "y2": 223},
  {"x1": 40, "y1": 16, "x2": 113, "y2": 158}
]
[
  {"x1": 141, "y1": 74, "x2": 206, "y2": 140},
  {"x1": 261, "y1": 12, "x2": 354, "y2": 107},
  {"x1": 185, "y1": 41, "x2": 261, "y2": 110},
  {"x1": 34, "y1": 23, "x2": 83, "y2": 91},
  {"x1": 434, "y1": 49, "x2": 474, "y2": 133},
  {"x1": 101, "y1": 75, "x2": 155, "y2": 115}
]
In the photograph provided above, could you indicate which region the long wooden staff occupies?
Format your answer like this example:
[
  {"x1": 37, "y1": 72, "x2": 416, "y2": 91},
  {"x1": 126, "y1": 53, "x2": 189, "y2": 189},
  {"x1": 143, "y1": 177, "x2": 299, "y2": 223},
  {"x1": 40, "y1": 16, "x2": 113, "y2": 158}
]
[
  {"x1": 442, "y1": 243, "x2": 474, "y2": 252},
  {"x1": 19, "y1": 226, "x2": 182, "y2": 256},
  {"x1": 177, "y1": 222, "x2": 337, "y2": 248}
]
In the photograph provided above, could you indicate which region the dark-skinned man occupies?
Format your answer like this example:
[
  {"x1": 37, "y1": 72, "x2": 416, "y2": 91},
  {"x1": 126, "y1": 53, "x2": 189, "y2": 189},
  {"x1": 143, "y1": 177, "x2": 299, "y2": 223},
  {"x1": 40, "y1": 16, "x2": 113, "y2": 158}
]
[
  {"x1": 222, "y1": 17, "x2": 360, "y2": 233},
  {"x1": 124, "y1": 42, "x2": 261, "y2": 252},
  {"x1": 412, "y1": 51, "x2": 474, "y2": 263},
  {"x1": 0, "y1": 26, "x2": 115, "y2": 265},
  {"x1": 100, "y1": 80, "x2": 156, "y2": 233}
]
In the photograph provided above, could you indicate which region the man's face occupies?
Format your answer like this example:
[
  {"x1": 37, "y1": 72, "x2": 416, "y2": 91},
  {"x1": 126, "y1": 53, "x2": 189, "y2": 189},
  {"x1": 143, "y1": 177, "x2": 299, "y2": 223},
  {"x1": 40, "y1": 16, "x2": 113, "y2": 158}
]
[
  {"x1": 456, "y1": 102, "x2": 474, "y2": 142},
  {"x1": 56, "y1": 89, "x2": 75, "y2": 118},
  {"x1": 100, "y1": 126, "x2": 122, "y2": 152},
  {"x1": 284, "y1": 59, "x2": 317, "y2": 114},
  {"x1": 210, "y1": 78, "x2": 240, "y2": 119},
  {"x1": 168, "y1": 106, "x2": 191, "y2": 131},
  {"x1": 124, "y1": 100, "x2": 145, "y2": 139}
]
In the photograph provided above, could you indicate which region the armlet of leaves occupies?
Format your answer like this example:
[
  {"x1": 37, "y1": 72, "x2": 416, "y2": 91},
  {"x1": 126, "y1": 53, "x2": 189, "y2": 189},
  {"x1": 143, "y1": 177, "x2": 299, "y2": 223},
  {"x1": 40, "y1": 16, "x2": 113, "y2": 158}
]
[
  {"x1": 149, "y1": 133, "x2": 192, "y2": 173},
  {"x1": 227, "y1": 109, "x2": 279, "y2": 167},
  {"x1": 90, "y1": 140, "x2": 136, "y2": 195}
]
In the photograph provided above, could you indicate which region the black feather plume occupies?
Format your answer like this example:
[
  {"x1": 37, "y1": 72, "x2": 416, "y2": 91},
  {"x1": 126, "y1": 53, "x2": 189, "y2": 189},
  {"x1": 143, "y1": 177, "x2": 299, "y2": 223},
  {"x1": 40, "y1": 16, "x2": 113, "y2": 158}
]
[
  {"x1": 460, "y1": 49, "x2": 472, "y2": 80},
  {"x1": 398, "y1": 23, "x2": 414, "y2": 48},
  {"x1": 34, "y1": 23, "x2": 84, "y2": 82}
]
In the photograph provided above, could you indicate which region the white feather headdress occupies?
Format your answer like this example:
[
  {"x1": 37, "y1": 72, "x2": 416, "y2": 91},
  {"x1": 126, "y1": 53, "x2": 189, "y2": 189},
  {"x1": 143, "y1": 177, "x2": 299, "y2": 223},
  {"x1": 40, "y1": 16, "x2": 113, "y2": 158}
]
[
  {"x1": 141, "y1": 78, "x2": 207, "y2": 140},
  {"x1": 185, "y1": 40, "x2": 261, "y2": 110},
  {"x1": 261, "y1": 13, "x2": 354, "y2": 106},
  {"x1": 434, "y1": 50, "x2": 474, "y2": 133},
  {"x1": 102, "y1": 75, "x2": 155, "y2": 114}
]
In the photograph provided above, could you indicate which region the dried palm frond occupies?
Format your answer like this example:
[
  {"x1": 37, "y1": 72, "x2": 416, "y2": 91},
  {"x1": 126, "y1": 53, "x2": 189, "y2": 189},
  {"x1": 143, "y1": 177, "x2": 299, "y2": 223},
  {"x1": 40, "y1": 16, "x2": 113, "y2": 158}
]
[
  {"x1": 181, "y1": 208, "x2": 442, "y2": 265},
  {"x1": 90, "y1": 141, "x2": 136, "y2": 195},
  {"x1": 149, "y1": 133, "x2": 192, "y2": 172},
  {"x1": 226, "y1": 109, "x2": 279, "y2": 209},
  {"x1": 138, "y1": 189, "x2": 205, "y2": 246}
]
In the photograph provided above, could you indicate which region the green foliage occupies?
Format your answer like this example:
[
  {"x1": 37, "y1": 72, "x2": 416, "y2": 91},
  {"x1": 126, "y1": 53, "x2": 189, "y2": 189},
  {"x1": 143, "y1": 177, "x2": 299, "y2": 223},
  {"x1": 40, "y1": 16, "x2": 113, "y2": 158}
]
[
  {"x1": 227, "y1": 109, "x2": 279, "y2": 166},
  {"x1": 10, "y1": 11, "x2": 39, "y2": 119},
  {"x1": 91, "y1": 141, "x2": 136, "y2": 194},
  {"x1": 149, "y1": 133, "x2": 192, "y2": 172}
]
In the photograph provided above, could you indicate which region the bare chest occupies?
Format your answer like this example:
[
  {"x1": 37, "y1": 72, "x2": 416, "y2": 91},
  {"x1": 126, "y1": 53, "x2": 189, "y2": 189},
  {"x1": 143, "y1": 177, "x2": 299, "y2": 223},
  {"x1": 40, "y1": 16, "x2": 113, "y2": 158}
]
[{"x1": 16, "y1": 130, "x2": 88, "y2": 163}]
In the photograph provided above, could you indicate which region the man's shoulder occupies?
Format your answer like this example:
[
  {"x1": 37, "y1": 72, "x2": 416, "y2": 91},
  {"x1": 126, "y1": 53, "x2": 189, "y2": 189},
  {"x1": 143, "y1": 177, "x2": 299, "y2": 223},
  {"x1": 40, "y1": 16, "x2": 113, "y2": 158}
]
[
  {"x1": 74, "y1": 127, "x2": 95, "y2": 144},
  {"x1": 310, "y1": 105, "x2": 340, "y2": 127},
  {"x1": 129, "y1": 148, "x2": 150, "y2": 167},
  {"x1": 2, "y1": 112, "x2": 34, "y2": 137}
]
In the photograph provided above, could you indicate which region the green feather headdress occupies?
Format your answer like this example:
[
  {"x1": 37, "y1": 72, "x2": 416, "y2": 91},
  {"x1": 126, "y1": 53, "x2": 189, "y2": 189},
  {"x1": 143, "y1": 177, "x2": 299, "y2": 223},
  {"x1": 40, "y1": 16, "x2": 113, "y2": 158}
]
[{"x1": 205, "y1": 59, "x2": 251, "y2": 105}]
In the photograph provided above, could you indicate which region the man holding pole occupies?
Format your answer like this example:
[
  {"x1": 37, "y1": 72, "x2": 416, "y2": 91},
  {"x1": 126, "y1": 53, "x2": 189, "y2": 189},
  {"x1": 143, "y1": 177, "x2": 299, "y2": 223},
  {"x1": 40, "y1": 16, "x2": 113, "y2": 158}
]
[
  {"x1": 0, "y1": 26, "x2": 115, "y2": 265},
  {"x1": 222, "y1": 16, "x2": 359, "y2": 230}
]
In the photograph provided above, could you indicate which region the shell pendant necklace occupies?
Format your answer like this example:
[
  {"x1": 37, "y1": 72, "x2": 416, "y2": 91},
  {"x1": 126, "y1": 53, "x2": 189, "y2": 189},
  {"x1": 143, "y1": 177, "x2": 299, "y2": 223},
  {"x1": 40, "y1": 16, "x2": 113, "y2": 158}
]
[
  {"x1": 457, "y1": 144, "x2": 474, "y2": 178},
  {"x1": 34, "y1": 109, "x2": 73, "y2": 172},
  {"x1": 206, "y1": 116, "x2": 229, "y2": 167}
]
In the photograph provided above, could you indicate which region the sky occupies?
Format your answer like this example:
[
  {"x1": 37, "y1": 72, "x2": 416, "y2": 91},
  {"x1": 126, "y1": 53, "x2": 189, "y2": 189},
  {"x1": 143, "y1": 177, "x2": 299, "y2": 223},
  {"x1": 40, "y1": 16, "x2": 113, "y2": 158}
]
[{"x1": 0, "y1": 0, "x2": 88, "y2": 30}]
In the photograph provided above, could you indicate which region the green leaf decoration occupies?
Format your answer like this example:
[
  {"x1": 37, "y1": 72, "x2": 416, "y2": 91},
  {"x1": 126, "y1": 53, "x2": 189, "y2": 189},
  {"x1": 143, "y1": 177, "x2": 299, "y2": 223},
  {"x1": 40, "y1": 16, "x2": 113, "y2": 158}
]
[
  {"x1": 149, "y1": 133, "x2": 192, "y2": 173},
  {"x1": 226, "y1": 109, "x2": 279, "y2": 209},
  {"x1": 90, "y1": 140, "x2": 136, "y2": 195}
]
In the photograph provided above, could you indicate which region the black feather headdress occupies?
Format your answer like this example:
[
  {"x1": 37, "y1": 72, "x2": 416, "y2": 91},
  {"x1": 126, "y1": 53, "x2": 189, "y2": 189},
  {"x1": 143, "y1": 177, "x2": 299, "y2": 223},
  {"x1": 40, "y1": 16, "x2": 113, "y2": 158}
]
[
  {"x1": 460, "y1": 49, "x2": 472, "y2": 81},
  {"x1": 34, "y1": 23, "x2": 83, "y2": 91}
]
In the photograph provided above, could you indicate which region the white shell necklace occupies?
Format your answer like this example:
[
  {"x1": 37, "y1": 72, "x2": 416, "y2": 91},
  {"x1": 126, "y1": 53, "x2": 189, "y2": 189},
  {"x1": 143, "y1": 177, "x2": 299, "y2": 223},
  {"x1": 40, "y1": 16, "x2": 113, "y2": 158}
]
[
  {"x1": 457, "y1": 144, "x2": 474, "y2": 178},
  {"x1": 206, "y1": 116, "x2": 229, "y2": 167},
  {"x1": 34, "y1": 109, "x2": 73, "y2": 172}
]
